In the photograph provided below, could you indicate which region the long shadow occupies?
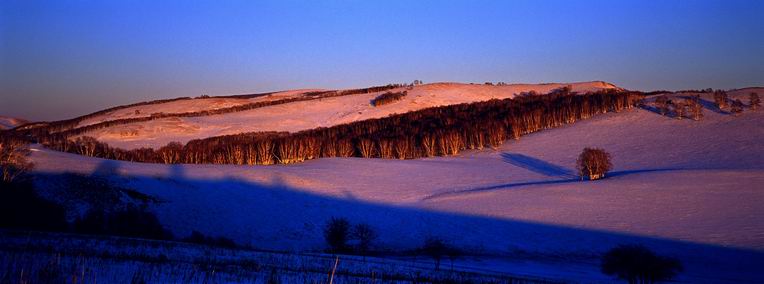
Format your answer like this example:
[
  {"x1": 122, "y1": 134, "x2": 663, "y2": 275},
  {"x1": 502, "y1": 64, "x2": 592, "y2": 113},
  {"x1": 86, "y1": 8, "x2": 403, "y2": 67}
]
[
  {"x1": 501, "y1": 153, "x2": 575, "y2": 177},
  {"x1": 694, "y1": 97, "x2": 730, "y2": 115},
  {"x1": 422, "y1": 168, "x2": 683, "y2": 201},
  {"x1": 29, "y1": 160, "x2": 764, "y2": 283}
]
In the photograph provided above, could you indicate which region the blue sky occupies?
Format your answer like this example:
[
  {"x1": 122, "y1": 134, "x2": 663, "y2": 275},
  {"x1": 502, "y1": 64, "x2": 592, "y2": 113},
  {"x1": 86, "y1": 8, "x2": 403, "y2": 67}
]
[{"x1": 1, "y1": 0, "x2": 762, "y2": 120}]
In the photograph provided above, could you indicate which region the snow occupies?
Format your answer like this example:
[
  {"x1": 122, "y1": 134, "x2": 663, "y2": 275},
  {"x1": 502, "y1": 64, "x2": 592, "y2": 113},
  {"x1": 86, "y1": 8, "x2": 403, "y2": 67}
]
[
  {"x1": 26, "y1": 91, "x2": 764, "y2": 282},
  {"x1": 0, "y1": 116, "x2": 28, "y2": 130},
  {"x1": 82, "y1": 81, "x2": 619, "y2": 149}
]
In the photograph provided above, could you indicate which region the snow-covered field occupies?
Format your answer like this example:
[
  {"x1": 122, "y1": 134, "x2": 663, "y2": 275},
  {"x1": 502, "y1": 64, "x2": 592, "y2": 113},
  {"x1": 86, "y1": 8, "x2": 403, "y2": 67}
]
[
  {"x1": 26, "y1": 90, "x2": 764, "y2": 283},
  {"x1": 82, "y1": 81, "x2": 619, "y2": 149}
]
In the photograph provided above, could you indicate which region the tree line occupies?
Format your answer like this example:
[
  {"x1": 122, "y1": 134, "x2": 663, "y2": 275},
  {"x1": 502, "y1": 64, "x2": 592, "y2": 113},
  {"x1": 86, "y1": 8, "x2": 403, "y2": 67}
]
[{"x1": 29, "y1": 89, "x2": 643, "y2": 165}]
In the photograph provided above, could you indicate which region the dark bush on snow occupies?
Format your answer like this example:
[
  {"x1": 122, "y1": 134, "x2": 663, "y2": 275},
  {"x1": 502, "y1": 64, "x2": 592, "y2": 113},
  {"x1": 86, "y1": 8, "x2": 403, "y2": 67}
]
[
  {"x1": 0, "y1": 180, "x2": 68, "y2": 232},
  {"x1": 420, "y1": 237, "x2": 462, "y2": 271},
  {"x1": 182, "y1": 230, "x2": 238, "y2": 248},
  {"x1": 324, "y1": 217, "x2": 351, "y2": 253},
  {"x1": 74, "y1": 205, "x2": 173, "y2": 240},
  {"x1": 371, "y1": 91, "x2": 407, "y2": 106},
  {"x1": 601, "y1": 244, "x2": 683, "y2": 284}
]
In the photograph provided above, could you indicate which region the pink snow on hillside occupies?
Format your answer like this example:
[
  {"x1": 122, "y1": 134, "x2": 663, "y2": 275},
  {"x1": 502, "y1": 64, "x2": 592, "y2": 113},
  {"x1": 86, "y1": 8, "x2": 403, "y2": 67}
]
[
  {"x1": 80, "y1": 81, "x2": 619, "y2": 149},
  {"x1": 0, "y1": 116, "x2": 28, "y2": 130},
  {"x1": 29, "y1": 90, "x2": 764, "y2": 283}
]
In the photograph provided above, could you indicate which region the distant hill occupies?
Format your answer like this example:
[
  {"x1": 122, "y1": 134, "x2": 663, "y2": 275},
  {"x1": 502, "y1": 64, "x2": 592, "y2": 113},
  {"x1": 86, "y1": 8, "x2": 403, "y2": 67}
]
[
  {"x1": 48, "y1": 81, "x2": 622, "y2": 149},
  {"x1": 0, "y1": 116, "x2": 28, "y2": 130}
]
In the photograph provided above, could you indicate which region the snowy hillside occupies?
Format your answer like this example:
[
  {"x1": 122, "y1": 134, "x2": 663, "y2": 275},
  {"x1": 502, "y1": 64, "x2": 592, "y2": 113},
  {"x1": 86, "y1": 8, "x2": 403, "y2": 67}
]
[
  {"x1": 28, "y1": 90, "x2": 764, "y2": 283},
  {"x1": 0, "y1": 116, "x2": 28, "y2": 130},
  {"x1": 77, "y1": 81, "x2": 619, "y2": 149}
]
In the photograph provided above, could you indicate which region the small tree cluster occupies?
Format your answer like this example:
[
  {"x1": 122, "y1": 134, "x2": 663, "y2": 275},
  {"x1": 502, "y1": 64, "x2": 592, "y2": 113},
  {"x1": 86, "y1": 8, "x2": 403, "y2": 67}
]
[
  {"x1": 371, "y1": 91, "x2": 407, "y2": 107},
  {"x1": 419, "y1": 237, "x2": 462, "y2": 271},
  {"x1": 713, "y1": 90, "x2": 728, "y2": 110},
  {"x1": 324, "y1": 217, "x2": 377, "y2": 255},
  {"x1": 601, "y1": 245, "x2": 683, "y2": 284},
  {"x1": 577, "y1": 147, "x2": 612, "y2": 180},
  {"x1": 730, "y1": 99, "x2": 744, "y2": 116},
  {"x1": 654, "y1": 95, "x2": 669, "y2": 116},
  {"x1": 686, "y1": 95, "x2": 703, "y2": 120},
  {"x1": 750, "y1": 92, "x2": 761, "y2": 111}
]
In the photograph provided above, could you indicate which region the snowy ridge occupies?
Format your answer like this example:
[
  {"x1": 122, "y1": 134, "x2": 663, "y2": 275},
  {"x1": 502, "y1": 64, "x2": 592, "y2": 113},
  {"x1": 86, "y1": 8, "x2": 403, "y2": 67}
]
[
  {"x1": 0, "y1": 116, "x2": 28, "y2": 130},
  {"x1": 78, "y1": 81, "x2": 619, "y2": 149}
]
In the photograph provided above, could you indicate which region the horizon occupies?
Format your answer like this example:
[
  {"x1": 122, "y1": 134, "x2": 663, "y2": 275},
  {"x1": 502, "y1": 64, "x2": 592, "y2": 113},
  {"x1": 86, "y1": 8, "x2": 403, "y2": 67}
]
[{"x1": 2, "y1": 0, "x2": 763, "y2": 121}]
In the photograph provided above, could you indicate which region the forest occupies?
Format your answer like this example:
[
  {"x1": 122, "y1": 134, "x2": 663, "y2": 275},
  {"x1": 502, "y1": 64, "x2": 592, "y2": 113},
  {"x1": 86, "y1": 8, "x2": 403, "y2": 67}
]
[{"x1": 13, "y1": 89, "x2": 644, "y2": 165}]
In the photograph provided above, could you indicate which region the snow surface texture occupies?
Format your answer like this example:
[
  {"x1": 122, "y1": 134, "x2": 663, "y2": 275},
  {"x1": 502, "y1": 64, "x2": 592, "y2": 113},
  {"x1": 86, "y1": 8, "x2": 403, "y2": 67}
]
[
  {"x1": 29, "y1": 91, "x2": 764, "y2": 283},
  {"x1": 0, "y1": 116, "x2": 27, "y2": 130},
  {"x1": 81, "y1": 81, "x2": 618, "y2": 149}
]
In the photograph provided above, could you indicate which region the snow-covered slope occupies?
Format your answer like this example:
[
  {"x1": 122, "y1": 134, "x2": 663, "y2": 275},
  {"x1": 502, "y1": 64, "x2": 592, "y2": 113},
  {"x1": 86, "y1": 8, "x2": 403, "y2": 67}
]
[
  {"x1": 29, "y1": 90, "x2": 764, "y2": 283},
  {"x1": 79, "y1": 81, "x2": 619, "y2": 149},
  {"x1": 0, "y1": 116, "x2": 28, "y2": 130}
]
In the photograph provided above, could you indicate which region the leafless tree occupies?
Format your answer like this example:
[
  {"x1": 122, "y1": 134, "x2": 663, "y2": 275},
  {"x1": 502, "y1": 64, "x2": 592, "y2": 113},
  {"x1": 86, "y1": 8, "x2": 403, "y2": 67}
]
[
  {"x1": 0, "y1": 138, "x2": 34, "y2": 183},
  {"x1": 577, "y1": 148, "x2": 612, "y2": 180}
]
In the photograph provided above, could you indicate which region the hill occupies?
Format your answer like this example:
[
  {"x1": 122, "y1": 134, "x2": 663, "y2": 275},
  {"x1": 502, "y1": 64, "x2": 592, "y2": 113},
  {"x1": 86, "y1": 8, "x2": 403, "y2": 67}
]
[
  {"x1": 62, "y1": 81, "x2": 619, "y2": 149},
  {"x1": 0, "y1": 116, "x2": 28, "y2": 130},
  {"x1": 25, "y1": 89, "x2": 764, "y2": 283}
]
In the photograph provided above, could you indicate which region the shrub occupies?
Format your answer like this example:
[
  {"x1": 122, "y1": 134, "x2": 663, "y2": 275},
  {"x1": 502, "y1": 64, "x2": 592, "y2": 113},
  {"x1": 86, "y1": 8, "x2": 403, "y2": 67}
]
[
  {"x1": 371, "y1": 91, "x2": 407, "y2": 107},
  {"x1": 351, "y1": 223, "x2": 377, "y2": 256},
  {"x1": 421, "y1": 237, "x2": 450, "y2": 270},
  {"x1": 324, "y1": 217, "x2": 351, "y2": 253},
  {"x1": 577, "y1": 147, "x2": 612, "y2": 180},
  {"x1": 601, "y1": 245, "x2": 683, "y2": 284},
  {"x1": 730, "y1": 99, "x2": 744, "y2": 115},
  {"x1": 713, "y1": 91, "x2": 728, "y2": 109},
  {"x1": 750, "y1": 92, "x2": 760, "y2": 110}
]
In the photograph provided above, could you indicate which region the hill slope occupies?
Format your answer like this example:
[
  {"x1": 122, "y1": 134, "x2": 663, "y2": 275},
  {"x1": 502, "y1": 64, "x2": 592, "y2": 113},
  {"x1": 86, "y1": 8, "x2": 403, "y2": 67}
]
[
  {"x1": 28, "y1": 90, "x2": 764, "y2": 283},
  {"x1": 0, "y1": 116, "x2": 28, "y2": 130},
  {"x1": 75, "y1": 81, "x2": 619, "y2": 149}
]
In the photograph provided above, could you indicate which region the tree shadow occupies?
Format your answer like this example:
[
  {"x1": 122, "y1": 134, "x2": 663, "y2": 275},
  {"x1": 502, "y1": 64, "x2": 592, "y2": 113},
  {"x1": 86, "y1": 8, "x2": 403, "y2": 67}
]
[
  {"x1": 500, "y1": 153, "x2": 575, "y2": 177},
  {"x1": 691, "y1": 97, "x2": 729, "y2": 115},
  {"x1": 29, "y1": 163, "x2": 764, "y2": 283}
]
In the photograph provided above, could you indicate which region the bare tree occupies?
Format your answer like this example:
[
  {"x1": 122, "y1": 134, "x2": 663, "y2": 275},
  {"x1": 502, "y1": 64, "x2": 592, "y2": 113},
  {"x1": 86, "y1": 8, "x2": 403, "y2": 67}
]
[
  {"x1": 351, "y1": 223, "x2": 377, "y2": 257},
  {"x1": 750, "y1": 92, "x2": 760, "y2": 111},
  {"x1": 577, "y1": 148, "x2": 613, "y2": 180},
  {"x1": 687, "y1": 95, "x2": 703, "y2": 121},
  {"x1": 713, "y1": 91, "x2": 728, "y2": 110},
  {"x1": 730, "y1": 99, "x2": 744, "y2": 116},
  {"x1": 0, "y1": 138, "x2": 34, "y2": 183},
  {"x1": 655, "y1": 96, "x2": 669, "y2": 116}
]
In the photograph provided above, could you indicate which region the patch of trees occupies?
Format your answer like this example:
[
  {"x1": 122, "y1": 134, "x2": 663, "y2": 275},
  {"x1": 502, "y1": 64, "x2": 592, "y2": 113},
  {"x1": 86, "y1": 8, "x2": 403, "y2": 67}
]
[
  {"x1": 713, "y1": 90, "x2": 729, "y2": 110},
  {"x1": 653, "y1": 95, "x2": 703, "y2": 120},
  {"x1": 419, "y1": 237, "x2": 462, "y2": 271},
  {"x1": 32, "y1": 89, "x2": 643, "y2": 165},
  {"x1": 182, "y1": 230, "x2": 238, "y2": 248},
  {"x1": 371, "y1": 91, "x2": 407, "y2": 106},
  {"x1": 1, "y1": 135, "x2": 34, "y2": 183},
  {"x1": 601, "y1": 245, "x2": 682, "y2": 284},
  {"x1": 324, "y1": 217, "x2": 378, "y2": 256},
  {"x1": 751, "y1": 93, "x2": 761, "y2": 111},
  {"x1": 577, "y1": 148, "x2": 612, "y2": 180}
]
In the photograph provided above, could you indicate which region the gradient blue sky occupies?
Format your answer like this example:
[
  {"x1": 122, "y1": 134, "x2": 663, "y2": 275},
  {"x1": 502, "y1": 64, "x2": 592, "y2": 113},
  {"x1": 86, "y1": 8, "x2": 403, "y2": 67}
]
[{"x1": 1, "y1": 0, "x2": 762, "y2": 121}]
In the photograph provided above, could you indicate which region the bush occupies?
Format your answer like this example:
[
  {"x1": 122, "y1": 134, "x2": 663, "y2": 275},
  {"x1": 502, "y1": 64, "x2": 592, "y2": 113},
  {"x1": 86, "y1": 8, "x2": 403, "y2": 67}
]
[
  {"x1": 577, "y1": 148, "x2": 612, "y2": 180},
  {"x1": 601, "y1": 245, "x2": 682, "y2": 284},
  {"x1": 371, "y1": 91, "x2": 407, "y2": 107},
  {"x1": 421, "y1": 237, "x2": 450, "y2": 270},
  {"x1": 351, "y1": 223, "x2": 377, "y2": 256},
  {"x1": 324, "y1": 217, "x2": 351, "y2": 253}
]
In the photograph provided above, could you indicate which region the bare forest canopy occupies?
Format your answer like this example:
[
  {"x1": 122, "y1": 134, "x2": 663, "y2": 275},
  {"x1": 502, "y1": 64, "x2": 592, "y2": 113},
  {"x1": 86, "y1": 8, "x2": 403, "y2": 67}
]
[{"x1": 7, "y1": 89, "x2": 644, "y2": 165}]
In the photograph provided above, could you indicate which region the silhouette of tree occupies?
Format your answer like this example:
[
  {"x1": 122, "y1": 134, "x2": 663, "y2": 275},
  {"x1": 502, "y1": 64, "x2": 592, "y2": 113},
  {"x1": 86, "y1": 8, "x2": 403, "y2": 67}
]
[
  {"x1": 749, "y1": 92, "x2": 760, "y2": 111},
  {"x1": 730, "y1": 99, "x2": 744, "y2": 116},
  {"x1": 324, "y1": 217, "x2": 351, "y2": 253}
]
